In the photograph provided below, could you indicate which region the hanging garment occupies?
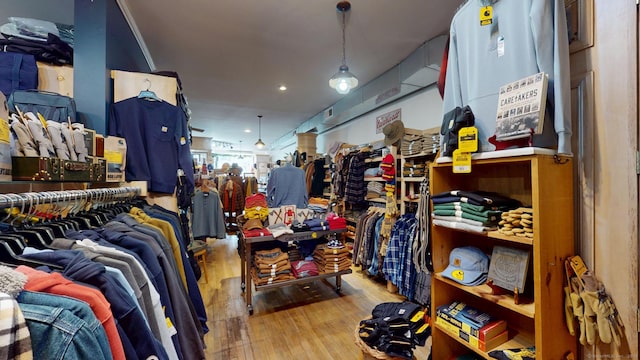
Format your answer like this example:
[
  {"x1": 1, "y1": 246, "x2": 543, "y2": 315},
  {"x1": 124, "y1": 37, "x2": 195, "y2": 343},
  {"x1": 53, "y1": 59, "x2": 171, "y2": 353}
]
[
  {"x1": 442, "y1": 0, "x2": 571, "y2": 153},
  {"x1": 266, "y1": 163, "x2": 308, "y2": 208},
  {"x1": 191, "y1": 189, "x2": 226, "y2": 239},
  {"x1": 109, "y1": 97, "x2": 195, "y2": 194}
]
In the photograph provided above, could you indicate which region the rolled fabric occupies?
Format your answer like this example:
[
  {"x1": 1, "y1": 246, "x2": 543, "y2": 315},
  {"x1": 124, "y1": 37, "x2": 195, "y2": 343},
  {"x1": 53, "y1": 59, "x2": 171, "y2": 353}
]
[
  {"x1": 46, "y1": 121, "x2": 70, "y2": 160},
  {"x1": 26, "y1": 116, "x2": 55, "y2": 157},
  {"x1": 10, "y1": 117, "x2": 38, "y2": 156},
  {"x1": 72, "y1": 123, "x2": 88, "y2": 162},
  {"x1": 60, "y1": 123, "x2": 77, "y2": 161}
]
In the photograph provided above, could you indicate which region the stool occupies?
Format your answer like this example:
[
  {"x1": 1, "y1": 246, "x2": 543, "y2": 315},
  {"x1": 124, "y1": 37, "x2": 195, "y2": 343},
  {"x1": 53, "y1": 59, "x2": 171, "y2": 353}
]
[{"x1": 194, "y1": 248, "x2": 208, "y2": 283}]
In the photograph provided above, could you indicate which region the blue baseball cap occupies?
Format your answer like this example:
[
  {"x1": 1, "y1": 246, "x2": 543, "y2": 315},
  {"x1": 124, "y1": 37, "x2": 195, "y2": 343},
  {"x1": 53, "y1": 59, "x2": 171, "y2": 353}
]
[{"x1": 441, "y1": 246, "x2": 489, "y2": 286}]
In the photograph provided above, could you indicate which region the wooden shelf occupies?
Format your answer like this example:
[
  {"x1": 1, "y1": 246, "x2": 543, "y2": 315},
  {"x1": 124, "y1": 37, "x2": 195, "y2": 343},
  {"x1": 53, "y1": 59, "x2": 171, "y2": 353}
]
[
  {"x1": 401, "y1": 177, "x2": 424, "y2": 182},
  {"x1": 433, "y1": 273, "x2": 535, "y2": 318},
  {"x1": 364, "y1": 156, "x2": 383, "y2": 163},
  {"x1": 364, "y1": 177, "x2": 385, "y2": 182},
  {"x1": 401, "y1": 152, "x2": 437, "y2": 159},
  {"x1": 434, "y1": 323, "x2": 534, "y2": 359},
  {"x1": 403, "y1": 198, "x2": 420, "y2": 203},
  {"x1": 366, "y1": 197, "x2": 387, "y2": 203},
  {"x1": 430, "y1": 153, "x2": 575, "y2": 359},
  {"x1": 433, "y1": 224, "x2": 534, "y2": 246},
  {"x1": 254, "y1": 269, "x2": 352, "y2": 291}
]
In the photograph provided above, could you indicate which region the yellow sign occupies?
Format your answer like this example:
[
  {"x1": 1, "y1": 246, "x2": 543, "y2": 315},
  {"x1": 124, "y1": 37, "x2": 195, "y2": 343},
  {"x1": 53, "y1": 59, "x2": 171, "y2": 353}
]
[
  {"x1": 0, "y1": 117, "x2": 8, "y2": 144},
  {"x1": 105, "y1": 150, "x2": 123, "y2": 164},
  {"x1": 458, "y1": 126, "x2": 478, "y2": 153},
  {"x1": 452, "y1": 149, "x2": 471, "y2": 173},
  {"x1": 480, "y1": 6, "x2": 493, "y2": 26}
]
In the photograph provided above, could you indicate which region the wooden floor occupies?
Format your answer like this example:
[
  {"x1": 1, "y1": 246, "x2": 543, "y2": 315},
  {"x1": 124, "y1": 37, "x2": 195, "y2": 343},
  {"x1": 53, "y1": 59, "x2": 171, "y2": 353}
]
[{"x1": 197, "y1": 235, "x2": 432, "y2": 360}]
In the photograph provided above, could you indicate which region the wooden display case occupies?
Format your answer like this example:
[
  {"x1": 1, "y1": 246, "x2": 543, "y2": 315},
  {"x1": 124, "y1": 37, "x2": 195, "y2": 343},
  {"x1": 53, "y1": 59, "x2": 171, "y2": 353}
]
[{"x1": 429, "y1": 149, "x2": 577, "y2": 359}]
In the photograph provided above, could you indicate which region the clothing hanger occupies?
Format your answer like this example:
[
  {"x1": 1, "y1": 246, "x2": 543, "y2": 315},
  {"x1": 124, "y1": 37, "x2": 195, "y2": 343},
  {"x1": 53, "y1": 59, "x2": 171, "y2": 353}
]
[{"x1": 138, "y1": 78, "x2": 162, "y2": 101}]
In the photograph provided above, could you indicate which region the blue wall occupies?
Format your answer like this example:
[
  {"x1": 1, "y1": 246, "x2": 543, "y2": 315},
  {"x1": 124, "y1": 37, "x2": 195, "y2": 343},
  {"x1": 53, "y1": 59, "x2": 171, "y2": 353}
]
[{"x1": 74, "y1": 0, "x2": 150, "y2": 134}]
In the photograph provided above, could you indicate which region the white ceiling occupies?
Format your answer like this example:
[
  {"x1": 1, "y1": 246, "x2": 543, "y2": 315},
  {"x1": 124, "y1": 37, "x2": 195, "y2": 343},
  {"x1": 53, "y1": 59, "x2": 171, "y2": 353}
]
[{"x1": 123, "y1": 0, "x2": 464, "y2": 151}]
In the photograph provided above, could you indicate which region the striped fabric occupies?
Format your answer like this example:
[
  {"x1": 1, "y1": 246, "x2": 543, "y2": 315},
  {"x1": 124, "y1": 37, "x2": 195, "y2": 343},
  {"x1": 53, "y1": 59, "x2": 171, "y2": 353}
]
[{"x1": 0, "y1": 292, "x2": 32, "y2": 360}]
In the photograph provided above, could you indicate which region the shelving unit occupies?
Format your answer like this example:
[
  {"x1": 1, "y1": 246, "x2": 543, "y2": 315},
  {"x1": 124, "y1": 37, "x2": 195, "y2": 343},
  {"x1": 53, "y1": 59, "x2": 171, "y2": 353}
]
[
  {"x1": 238, "y1": 228, "x2": 348, "y2": 314},
  {"x1": 429, "y1": 150, "x2": 576, "y2": 359},
  {"x1": 398, "y1": 127, "x2": 438, "y2": 214}
]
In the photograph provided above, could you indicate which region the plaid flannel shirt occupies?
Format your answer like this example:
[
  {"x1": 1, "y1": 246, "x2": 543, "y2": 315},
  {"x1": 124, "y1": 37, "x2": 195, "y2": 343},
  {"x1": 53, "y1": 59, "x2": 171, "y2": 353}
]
[{"x1": 0, "y1": 293, "x2": 32, "y2": 360}]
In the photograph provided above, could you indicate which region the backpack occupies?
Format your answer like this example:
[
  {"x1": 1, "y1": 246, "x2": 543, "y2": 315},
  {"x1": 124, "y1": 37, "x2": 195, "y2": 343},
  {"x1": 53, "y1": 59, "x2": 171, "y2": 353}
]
[{"x1": 7, "y1": 89, "x2": 78, "y2": 123}]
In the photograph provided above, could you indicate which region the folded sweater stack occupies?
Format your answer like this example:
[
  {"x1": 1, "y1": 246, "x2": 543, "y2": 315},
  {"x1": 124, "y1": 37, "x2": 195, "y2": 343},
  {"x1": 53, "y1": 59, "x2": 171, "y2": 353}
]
[
  {"x1": 251, "y1": 248, "x2": 295, "y2": 285},
  {"x1": 313, "y1": 244, "x2": 351, "y2": 274},
  {"x1": 431, "y1": 190, "x2": 521, "y2": 233}
]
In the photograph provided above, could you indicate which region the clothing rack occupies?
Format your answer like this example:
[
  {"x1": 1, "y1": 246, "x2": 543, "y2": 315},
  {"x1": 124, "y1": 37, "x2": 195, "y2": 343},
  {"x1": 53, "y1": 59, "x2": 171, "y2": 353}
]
[{"x1": 0, "y1": 187, "x2": 141, "y2": 210}]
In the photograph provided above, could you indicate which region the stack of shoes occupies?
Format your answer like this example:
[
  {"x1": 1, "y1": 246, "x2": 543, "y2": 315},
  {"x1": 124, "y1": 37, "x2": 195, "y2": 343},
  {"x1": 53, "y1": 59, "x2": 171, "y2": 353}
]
[
  {"x1": 498, "y1": 207, "x2": 534, "y2": 238},
  {"x1": 313, "y1": 243, "x2": 350, "y2": 273},
  {"x1": 251, "y1": 248, "x2": 295, "y2": 285},
  {"x1": 358, "y1": 301, "x2": 430, "y2": 360}
]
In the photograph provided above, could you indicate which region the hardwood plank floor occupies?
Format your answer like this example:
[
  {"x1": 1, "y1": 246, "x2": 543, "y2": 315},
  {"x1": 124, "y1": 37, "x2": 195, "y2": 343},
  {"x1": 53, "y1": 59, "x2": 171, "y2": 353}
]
[{"x1": 197, "y1": 235, "x2": 431, "y2": 359}]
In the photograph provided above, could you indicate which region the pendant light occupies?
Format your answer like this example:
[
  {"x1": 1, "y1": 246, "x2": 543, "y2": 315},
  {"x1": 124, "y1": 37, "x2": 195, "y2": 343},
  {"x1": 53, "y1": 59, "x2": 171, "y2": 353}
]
[
  {"x1": 329, "y1": 1, "x2": 358, "y2": 95},
  {"x1": 254, "y1": 115, "x2": 266, "y2": 149}
]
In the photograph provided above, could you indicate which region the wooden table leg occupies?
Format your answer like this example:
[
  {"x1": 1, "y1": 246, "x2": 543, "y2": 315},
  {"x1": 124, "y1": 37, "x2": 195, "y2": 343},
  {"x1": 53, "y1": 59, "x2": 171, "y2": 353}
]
[
  {"x1": 244, "y1": 240, "x2": 253, "y2": 314},
  {"x1": 240, "y1": 236, "x2": 246, "y2": 292}
]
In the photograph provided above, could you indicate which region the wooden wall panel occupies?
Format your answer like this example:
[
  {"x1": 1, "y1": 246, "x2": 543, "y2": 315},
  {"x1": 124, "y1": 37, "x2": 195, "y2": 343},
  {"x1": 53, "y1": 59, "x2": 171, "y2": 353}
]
[{"x1": 570, "y1": 0, "x2": 638, "y2": 356}]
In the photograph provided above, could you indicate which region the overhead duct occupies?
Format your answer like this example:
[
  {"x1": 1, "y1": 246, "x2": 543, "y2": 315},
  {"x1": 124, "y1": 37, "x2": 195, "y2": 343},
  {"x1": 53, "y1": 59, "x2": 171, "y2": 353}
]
[{"x1": 271, "y1": 34, "x2": 447, "y2": 150}]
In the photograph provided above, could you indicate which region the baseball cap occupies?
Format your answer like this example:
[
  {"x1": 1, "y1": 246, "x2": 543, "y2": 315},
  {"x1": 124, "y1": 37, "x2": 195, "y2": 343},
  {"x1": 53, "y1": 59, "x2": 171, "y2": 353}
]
[{"x1": 441, "y1": 246, "x2": 489, "y2": 286}]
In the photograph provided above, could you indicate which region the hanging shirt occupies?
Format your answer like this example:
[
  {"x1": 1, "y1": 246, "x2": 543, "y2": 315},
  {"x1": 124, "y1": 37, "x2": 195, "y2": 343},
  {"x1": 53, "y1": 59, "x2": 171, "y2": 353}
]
[
  {"x1": 442, "y1": 0, "x2": 571, "y2": 154},
  {"x1": 109, "y1": 97, "x2": 195, "y2": 194}
]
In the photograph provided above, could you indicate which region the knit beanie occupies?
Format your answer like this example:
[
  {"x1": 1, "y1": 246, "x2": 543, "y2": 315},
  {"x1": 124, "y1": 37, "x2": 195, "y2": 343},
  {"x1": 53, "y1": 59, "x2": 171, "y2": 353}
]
[{"x1": 380, "y1": 154, "x2": 395, "y2": 170}]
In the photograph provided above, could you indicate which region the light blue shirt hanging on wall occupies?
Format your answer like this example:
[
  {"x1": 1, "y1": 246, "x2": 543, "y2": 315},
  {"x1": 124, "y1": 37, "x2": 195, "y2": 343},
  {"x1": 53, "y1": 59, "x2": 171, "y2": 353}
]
[{"x1": 442, "y1": 0, "x2": 572, "y2": 154}]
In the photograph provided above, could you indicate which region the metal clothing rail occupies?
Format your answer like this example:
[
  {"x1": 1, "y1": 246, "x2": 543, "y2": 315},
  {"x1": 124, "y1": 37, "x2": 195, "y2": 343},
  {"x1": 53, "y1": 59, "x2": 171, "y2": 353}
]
[{"x1": 0, "y1": 187, "x2": 141, "y2": 210}]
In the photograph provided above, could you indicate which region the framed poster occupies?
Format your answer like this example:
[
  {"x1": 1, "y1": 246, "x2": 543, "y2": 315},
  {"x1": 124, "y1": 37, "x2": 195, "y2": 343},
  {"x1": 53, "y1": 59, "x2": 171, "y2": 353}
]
[{"x1": 487, "y1": 246, "x2": 530, "y2": 293}]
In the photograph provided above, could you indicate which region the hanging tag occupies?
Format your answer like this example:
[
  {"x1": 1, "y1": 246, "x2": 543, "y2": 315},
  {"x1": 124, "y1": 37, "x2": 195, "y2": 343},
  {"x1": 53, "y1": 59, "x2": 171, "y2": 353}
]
[
  {"x1": 480, "y1": 6, "x2": 493, "y2": 26},
  {"x1": 497, "y1": 35, "x2": 505, "y2": 57},
  {"x1": 458, "y1": 126, "x2": 478, "y2": 153},
  {"x1": 452, "y1": 149, "x2": 471, "y2": 173}
]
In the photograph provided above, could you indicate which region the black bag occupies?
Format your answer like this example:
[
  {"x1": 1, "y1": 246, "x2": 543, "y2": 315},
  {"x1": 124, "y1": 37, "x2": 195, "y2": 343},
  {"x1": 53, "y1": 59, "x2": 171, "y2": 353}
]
[
  {"x1": 440, "y1": 105, "x2": 475, "y2": 156},
  {"x1": 0, "y1": 52, "x2": 38, "y2": 97},
  {"x1": 7, "y1": 89, "x2": 78, "y2": 123}
]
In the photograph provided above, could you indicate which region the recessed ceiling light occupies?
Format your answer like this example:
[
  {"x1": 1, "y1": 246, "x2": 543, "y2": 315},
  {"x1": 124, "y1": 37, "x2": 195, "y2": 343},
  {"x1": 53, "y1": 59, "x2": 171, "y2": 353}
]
[
  {"x1": 279, "y1": 85, "x2": 287, "y2": 91},
  {"x1": 244, "y1": 129, "x2": 251, "y2": 133}
]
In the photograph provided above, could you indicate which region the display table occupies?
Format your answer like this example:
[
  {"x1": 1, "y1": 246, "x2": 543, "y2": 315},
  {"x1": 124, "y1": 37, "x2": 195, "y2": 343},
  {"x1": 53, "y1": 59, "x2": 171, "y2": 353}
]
[{"x1": 238, "y1": 228, "x2": 349, "y2": 314}]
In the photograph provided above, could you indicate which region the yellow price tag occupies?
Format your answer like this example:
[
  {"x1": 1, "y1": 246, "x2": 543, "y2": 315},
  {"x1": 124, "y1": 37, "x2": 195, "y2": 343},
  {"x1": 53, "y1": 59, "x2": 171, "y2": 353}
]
[
  {"x1": 458, "y1": 126, "x2": 478, "y2": 153},
  {"x1": 452, "y1": 149, "x2": 471, "y2": 173},
  {"x1": 0, "y1": 117, "x2": 9, "y2": 143},
  {"x1": 480, "y1": 6, "x2": 493, "y2": 26},
  {"x1": 105, "y1": 150, "x2": 123, "y2": 164}
]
